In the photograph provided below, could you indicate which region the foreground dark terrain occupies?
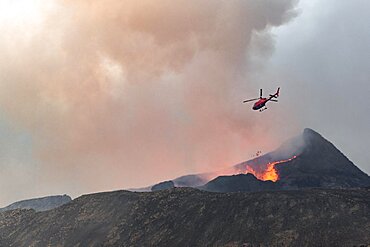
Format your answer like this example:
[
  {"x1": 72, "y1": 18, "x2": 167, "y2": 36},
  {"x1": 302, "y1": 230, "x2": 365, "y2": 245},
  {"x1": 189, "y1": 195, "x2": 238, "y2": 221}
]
[{"x1": 0, "y1": 187, "x2": 369, "y2": 247}]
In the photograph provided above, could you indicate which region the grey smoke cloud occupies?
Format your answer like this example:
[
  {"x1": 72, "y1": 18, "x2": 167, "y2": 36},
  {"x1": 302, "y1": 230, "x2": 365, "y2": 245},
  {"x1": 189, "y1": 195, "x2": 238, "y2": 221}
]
[{"x1": 0, "y1": 0, "x2": 301, "y2": 206}]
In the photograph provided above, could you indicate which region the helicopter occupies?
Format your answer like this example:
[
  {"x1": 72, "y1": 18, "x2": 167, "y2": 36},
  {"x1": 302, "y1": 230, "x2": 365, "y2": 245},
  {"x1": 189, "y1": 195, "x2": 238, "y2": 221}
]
[{"x1": 243, "y1": 87, "x2": 280, "y2": 112}]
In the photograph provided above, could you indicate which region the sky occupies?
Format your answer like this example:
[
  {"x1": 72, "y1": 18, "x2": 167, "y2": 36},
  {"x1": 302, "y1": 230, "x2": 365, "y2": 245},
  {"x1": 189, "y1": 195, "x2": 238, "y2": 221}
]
[{"x1": 0, "y1": 0, "x2": 369, "y2": 206}]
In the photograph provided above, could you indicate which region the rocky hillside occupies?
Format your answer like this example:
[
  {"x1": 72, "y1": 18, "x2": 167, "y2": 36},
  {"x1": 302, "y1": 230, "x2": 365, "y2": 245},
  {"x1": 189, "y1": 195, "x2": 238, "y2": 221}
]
[
  {"x1": 0, "y1": 187, "x2": 369, "y2": 247},
  {"x1": 0, "y1": 195, "x2": 72, "y2": 212}
]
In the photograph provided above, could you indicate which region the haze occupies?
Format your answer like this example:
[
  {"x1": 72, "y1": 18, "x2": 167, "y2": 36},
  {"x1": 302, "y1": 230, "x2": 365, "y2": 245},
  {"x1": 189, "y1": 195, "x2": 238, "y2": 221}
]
[{"x1": 0, "y1": 0, "x2": 369, "y2": 206}]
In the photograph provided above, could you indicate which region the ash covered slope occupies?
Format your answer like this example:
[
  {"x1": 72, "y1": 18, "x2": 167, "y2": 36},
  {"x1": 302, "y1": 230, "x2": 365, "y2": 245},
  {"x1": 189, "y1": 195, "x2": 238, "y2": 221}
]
[
  {"x1": 0, "y1": 195, "x2": 72, "y2": 212},
  {"x1": 0, "y1": 188, "x2": 369, "y2": 247},
  {"x1": 276, "y1": 128, "x2": 370, "y2": 189}
]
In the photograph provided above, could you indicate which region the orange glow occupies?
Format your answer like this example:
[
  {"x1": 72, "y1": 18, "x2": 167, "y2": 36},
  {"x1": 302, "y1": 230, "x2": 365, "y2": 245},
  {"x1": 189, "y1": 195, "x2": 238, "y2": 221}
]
[{"x1": 244, "y1": 156, "x2": 297, "y2": 182}]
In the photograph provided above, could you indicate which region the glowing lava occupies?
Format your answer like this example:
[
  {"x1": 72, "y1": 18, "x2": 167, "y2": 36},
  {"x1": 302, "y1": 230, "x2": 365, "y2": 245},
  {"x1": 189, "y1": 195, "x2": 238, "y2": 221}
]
[{"x1": 244, "y1": 156, "x2": 297, "y2": 182}]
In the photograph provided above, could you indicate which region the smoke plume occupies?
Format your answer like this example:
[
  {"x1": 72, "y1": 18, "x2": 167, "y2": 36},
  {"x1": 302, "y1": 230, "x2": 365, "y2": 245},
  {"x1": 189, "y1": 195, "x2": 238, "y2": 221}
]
[{"x1": 0, "y1": 0, "x2": 299, "y2": 205}]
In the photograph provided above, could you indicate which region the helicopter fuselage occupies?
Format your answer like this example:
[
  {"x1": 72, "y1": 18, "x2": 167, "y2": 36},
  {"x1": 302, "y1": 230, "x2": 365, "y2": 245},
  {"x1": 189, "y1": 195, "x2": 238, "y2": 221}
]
[{"x1": 252, "y1": 98, "x2": 268, "y2": 110}]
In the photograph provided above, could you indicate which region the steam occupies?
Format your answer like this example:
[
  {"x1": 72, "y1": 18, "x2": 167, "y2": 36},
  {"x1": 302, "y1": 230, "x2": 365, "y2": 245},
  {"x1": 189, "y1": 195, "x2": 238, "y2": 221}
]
[{"x1": 0, "y1": 0, "x2": 298, "y2": 205}]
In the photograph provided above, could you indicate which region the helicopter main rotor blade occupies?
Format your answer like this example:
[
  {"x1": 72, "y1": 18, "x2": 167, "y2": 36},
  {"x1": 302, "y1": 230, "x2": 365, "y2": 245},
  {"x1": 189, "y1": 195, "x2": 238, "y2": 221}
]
[
  {"x1": 260, "y1": 89, "x2": 263, "y2": 98},
  {"x1": 270, "y1": 99, "x2": 278, "y2": 102},
  {"x1": 243, "y1": 98, "x2": 259, "y2": 103}
]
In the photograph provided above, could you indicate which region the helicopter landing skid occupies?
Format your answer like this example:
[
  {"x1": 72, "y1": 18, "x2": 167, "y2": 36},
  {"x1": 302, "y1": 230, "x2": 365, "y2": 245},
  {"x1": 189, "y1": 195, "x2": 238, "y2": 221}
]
[{"x1": 259, "y1": 107, "x2": 267, "y2": 112}]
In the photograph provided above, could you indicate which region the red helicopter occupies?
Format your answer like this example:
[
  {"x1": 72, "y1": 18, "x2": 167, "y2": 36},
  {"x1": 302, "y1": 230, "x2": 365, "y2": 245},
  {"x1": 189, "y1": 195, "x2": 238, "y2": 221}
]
[{"x1": 243, "y1": 87, "x2": 280, "y2": 112}]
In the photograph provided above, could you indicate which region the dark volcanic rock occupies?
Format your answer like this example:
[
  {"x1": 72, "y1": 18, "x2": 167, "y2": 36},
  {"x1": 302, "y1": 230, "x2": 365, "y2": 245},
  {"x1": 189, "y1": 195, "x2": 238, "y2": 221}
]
[
  {"x1": 200, "y1": 173, "x2": 277, "y2": 192},
  {"x1": 151, "y1": 180, "x2": 175, "y2": 191},
  {"x1": 0, "y1": 188, "x2": 369, "y2": 247},
  {"x1": 0, "y1": 195, "x2": 72, "y2": 212}
]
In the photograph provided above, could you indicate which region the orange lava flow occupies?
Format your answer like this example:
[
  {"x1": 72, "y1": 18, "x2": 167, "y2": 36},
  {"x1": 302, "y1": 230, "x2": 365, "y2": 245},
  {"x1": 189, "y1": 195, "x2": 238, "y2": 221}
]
[{"x1": 245, "y1": 156, "x2": 297, "y2": 182}]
